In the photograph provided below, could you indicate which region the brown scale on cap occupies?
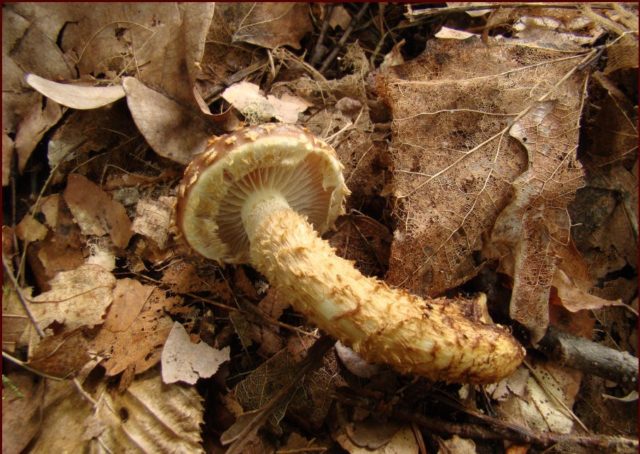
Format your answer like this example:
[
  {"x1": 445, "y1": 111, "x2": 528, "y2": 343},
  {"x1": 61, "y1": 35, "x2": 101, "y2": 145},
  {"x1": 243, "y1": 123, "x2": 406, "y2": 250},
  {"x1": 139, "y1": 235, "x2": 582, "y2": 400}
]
[{"x1": 177, "y1": 123, "x2": 525, "y2": 384}]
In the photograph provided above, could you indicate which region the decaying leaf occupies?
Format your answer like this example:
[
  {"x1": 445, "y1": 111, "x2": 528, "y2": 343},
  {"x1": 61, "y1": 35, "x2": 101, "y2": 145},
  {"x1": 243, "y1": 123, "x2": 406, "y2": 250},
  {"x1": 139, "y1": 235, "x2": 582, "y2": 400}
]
[
  {"x1": 92, "y1": 284, "x2": 178, "y2": 378},
  {"x1": 161, "y1": 321, "x2": 230, "y2": 385},
  {"x1": 491, "y1": 97, "x2": 587, "y2": 342},
  {"x1": 63, "y1": 174, "x2": 133, "y2": 249},
  {"x1": 378, "y1": 37, "x2": 589, "y2": 342},
  {"x1": 131, "y1": 196, "x2": 175, "y2": 249},
  {"x1": 30, "y1": 371, "x2": 204, "y2": 453},
  {"x1": 30, "y1": 263, "x2": 116, "y2": 331},
  {"x1": 25, "y1": 74, "x2": 125, "y2": 110}
]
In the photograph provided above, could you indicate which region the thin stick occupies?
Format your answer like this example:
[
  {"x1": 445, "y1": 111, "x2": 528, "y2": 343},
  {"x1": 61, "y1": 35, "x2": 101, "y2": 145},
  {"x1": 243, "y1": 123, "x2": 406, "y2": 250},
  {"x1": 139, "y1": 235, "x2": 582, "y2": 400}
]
[
  {"x1": 310, "y1": 4, "x2": 334, "y2": 67},
  {"x1": 320, "y1": 4, "x2": 370, "y2": 73},
  {"x1": 3, "y1": 254, "x2": 45, "y2": 338}
]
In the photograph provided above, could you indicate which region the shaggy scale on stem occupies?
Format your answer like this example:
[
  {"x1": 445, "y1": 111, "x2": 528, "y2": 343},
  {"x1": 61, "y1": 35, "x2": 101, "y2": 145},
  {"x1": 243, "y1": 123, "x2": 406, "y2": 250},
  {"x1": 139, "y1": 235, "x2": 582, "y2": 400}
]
[{"x1": 176, "y1": 123, "x2": 525, "y2": 384}]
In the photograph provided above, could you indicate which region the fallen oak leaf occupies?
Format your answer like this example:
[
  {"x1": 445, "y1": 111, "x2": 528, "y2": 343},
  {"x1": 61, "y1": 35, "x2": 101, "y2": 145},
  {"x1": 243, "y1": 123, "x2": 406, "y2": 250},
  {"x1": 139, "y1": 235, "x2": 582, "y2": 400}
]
[
  {"x1": 25, "y1": 73, "x2": 125, "y2": 110},
  {"x1": 161, "y1": 321, "x2": 230, "y2": 385}
]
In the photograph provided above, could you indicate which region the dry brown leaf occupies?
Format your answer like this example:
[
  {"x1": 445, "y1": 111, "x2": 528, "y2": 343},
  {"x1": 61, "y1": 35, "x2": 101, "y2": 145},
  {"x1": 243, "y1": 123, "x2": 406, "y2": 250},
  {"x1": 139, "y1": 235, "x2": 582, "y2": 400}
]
[
  {"x1": 131, "y1": 196, "x2": 175, "y2": 249},
  {"x1": 26, "y1": 199, "x2": 85, "y2": 291},
  {"x1": 103, "y1": 278, "x2": 154, "y2": 332},
  {"x1": 30, "y1": 263, "x2": 116, "y2": 331},
  {"x1": 378, "y1": 38, "x2": 589, "y2": 342},
  {"x1": 30, "y1": 371, "x2": 203, "y2": 453},
  {"x1": 123, "y1": 77, "x2": 215, "y2": 164},
  {"x1": 2, "y1": 372, "x2": 45, "y2": 454},
  {"x1": 15, "y1": 214, "x2": 48, "y2": 243},
  {"x1": 552, "y1": 269, "x2": 625, "y2": 312},
  {"x1": 161, "y1": 261, "x2": 212, "y2": 294},
  {"x1": 25, "y1": 74, "x2": 125, "y2": 109},
  {"x1": 63, "y1": 174, "x2": 133, "y2": 248},
  {"x1": 161, "y1": 321, "x2": 230, "y2": 384},
  {"x1": 92, "y1": 286, "x2": 178, "y2": 377},
  {"x1": 27, "y1": 328, "x2": 92, "y2": 377},
  {"x1": 227, "y1": 3, "x2": 312, "y2": 50}
]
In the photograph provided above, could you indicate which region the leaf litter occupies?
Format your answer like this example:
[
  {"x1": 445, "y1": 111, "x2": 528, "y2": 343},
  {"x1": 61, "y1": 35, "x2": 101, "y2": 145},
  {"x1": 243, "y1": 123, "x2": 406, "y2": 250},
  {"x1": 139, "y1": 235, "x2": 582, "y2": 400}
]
[{"x1": 2, "y1": 3, "x2": 638, "y2": 453}]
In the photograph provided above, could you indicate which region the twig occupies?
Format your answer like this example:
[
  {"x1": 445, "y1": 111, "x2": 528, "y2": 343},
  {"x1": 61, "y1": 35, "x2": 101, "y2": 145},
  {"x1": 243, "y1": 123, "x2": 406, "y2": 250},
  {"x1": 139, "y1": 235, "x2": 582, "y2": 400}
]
[
  {"x1": 319, "y1": 4, "x2": 370, "y2": 73},
  {"x1": 2, "y1": 351, "x2": 63, "y2": 381},
  {"x1": 3, "y1": 254, "x2": 45, "y2": 338},
  {"x1": 337, "y1": 392, "x2": 638, "y2": 450},
  {"x1": 536, "y1": 327, "x2": 638, "y2": 386},
  {"x1": 405, "y1": 3, "x2": 615, "y2": 20},
  {"x1": 310, "y1": 4, "x2": 334, "y2": 67}
]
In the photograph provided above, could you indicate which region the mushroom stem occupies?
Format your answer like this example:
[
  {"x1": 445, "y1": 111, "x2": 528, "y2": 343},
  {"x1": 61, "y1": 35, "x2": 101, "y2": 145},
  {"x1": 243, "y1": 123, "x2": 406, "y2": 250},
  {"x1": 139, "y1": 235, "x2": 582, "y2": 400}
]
[{"x1": 242, "y1": 192, "x2": 525, "y2": 384}]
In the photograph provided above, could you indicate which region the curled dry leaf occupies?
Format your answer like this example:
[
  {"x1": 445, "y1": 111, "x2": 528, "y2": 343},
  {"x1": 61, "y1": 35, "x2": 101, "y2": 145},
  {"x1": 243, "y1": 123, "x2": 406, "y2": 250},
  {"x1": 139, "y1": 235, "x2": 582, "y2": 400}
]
[
  {"x1": 63, "y1": 174, "x2": 133, "y2": 249},
  {"x1": 25, "y1": 74, "x2": 125, "y2": 110},
  {"x1": 161, "y1": 321, "x2": 230, "y2": 385},
  {"x1": 30, "y1": 263, "x2": 116, "y2": 332}
]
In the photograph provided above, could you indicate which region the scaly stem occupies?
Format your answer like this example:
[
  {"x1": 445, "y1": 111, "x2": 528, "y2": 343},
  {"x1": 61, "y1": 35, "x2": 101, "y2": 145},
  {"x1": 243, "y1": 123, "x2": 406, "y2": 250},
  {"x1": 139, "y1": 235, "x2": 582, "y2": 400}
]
[{"x1": 242, "y1": 192, "x2": 524, "y2": 383}]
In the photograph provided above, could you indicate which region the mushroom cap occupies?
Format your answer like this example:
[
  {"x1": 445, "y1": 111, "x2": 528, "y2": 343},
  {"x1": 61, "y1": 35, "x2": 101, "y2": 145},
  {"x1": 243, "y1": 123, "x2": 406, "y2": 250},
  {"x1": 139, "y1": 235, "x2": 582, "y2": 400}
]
[{"x1": 176, "y1": 123, "x2": 349, "y2": 264}]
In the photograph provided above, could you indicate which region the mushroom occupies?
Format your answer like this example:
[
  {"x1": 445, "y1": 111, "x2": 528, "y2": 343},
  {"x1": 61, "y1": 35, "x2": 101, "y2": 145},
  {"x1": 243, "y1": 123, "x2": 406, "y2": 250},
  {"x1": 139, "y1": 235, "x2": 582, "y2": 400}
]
[{"x1": 177, "y1": 123, "x2": 524, "y2": 383}]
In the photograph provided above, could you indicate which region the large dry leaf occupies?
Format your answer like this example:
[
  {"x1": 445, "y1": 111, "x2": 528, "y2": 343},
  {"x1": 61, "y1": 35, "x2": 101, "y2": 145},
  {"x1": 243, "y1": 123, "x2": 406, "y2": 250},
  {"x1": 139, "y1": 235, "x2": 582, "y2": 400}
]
[
  {"x1": 378, "y1": 38, "x2": 589, "y2": 341},
  {"x1": 161, "y1": 321, "x2": 230, "y2": 384},
  {"x1": 30, "y1": 263, "x2": 116, "y2": 331},
  {"x1": 123, "y1": 77, "x2": 215, "y2": 164},
  {"x1": 225, "y1": 3, "x2": 313, "y2": 50},
  {"x1": 92, "y1": 285, "x2": 178, "y2": 377},
  {"x1": 30, "y1": 371, "x2": 203, "y2": 453},
  {"x1": 63, "y1": 174, "x2": 133, "y2": 248}
]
